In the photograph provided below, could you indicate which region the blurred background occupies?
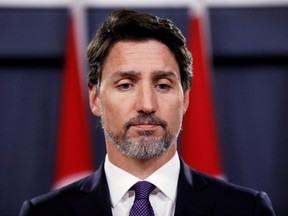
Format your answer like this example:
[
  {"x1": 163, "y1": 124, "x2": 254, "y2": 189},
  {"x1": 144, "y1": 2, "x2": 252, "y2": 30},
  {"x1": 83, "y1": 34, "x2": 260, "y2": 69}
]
[{"x1": 0, "y1": 0, "x2": 288, "y2": 215}]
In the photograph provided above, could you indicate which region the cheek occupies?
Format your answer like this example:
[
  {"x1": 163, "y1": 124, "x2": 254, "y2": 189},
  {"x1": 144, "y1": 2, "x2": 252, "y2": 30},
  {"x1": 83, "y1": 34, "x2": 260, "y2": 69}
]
[
  {"x1": 161, "y1": 97, "x2": 185, "y2": 126},
  {"x1": 99, "y1": 99, "x2": 129, "y2": 131}
]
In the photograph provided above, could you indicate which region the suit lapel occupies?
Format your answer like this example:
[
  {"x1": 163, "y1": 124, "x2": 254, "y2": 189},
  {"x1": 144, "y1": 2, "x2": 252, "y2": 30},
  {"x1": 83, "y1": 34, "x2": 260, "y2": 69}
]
[
  {"x1": 73, "y1": 163, "x2": 113, "y2": 216},
  {"x1": 72, "y1": 159, "x2": 215, "y2": 216},
  {"x1": 174, "y1": 160, "x2": 215, "y2": 216}
]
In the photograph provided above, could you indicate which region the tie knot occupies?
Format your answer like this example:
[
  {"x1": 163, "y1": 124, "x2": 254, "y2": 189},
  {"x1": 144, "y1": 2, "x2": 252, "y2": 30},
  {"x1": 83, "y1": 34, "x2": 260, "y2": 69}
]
[{"x1": 132, "y1": 181, "x2": 155, "y2": 200}]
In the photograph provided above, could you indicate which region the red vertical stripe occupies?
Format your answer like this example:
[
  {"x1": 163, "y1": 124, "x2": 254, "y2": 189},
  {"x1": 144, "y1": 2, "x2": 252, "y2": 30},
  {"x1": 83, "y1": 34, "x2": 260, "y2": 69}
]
[
  {"x1": 181, "y1": 14, "x2": 224, "y2": 177},
  {"x1": 54, "y1": 16, "x2": 93, "y2": 188}
]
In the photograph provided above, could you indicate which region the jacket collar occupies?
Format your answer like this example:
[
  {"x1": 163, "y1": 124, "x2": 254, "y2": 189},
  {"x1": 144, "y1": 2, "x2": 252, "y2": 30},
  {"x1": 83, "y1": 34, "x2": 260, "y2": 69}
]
[
  {"x1": 73, "y1": 162, "x2": 113, "y2": 216},
  {"x1": 174, "y1": 159, "x2": 214, "y2": 216}
]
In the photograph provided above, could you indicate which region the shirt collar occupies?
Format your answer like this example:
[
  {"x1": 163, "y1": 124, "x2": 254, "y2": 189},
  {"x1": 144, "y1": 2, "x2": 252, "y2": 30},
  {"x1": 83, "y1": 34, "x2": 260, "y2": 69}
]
[
  {"x1": 104, "y1": 152, "x2": 180, "y2": 207},
  {"x1": 146, "y1": 152, "x2": 180, "y2": 202}
]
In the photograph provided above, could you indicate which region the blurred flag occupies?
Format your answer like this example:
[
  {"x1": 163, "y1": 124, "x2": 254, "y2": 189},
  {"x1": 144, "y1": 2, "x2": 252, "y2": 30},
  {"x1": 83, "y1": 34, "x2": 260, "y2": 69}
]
[
  {"x1": 181, "y1": 3, "x2": 224, "y2": 178},
  {"x1": 53, "y1": 10, "x2": 94, "y2": 189}
]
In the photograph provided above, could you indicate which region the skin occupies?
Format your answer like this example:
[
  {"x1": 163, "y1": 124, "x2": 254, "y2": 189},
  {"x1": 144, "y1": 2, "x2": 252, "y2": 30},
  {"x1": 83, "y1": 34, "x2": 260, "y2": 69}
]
[{"x1": 89, "y1": 39, "x2": 189, "y2": 179}]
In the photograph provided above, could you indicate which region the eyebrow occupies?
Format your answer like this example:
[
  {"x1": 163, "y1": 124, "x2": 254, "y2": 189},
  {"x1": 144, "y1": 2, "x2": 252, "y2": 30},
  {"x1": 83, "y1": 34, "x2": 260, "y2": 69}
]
[
  {"x1": 108, "y1": 70, "x2": 178, "y2": 82},
  {"x1": 109, "y1": 70, "x2": 141, "y2": 80},
  {"x1": 151, "y1": 70, "x2": 178, "y2": 80}
]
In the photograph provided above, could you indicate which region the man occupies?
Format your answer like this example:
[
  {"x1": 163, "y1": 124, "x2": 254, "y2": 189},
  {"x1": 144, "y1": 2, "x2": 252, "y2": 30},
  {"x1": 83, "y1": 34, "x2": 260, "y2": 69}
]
[{"x1": 20, "y1": 9, "x2": 275, "y2": 216}]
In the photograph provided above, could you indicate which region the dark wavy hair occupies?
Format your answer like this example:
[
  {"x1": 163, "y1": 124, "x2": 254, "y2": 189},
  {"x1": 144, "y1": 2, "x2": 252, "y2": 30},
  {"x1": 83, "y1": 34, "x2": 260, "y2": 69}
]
[{"x1": 87, "y1": 9, "x2": 192, "y2": 93}]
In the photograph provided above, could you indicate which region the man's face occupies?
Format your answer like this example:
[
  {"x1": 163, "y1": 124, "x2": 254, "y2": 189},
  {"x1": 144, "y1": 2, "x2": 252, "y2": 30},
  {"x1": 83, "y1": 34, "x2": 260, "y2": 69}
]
[{"x1": 89, "y1": 40, "x2": 189, "y2": 159}]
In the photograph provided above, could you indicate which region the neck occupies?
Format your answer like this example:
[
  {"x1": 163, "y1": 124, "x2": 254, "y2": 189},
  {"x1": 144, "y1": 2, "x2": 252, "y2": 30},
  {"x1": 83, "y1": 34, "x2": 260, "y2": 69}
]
[{"x1": 107, "y1": 142, "x2": 177, "y2": 179}]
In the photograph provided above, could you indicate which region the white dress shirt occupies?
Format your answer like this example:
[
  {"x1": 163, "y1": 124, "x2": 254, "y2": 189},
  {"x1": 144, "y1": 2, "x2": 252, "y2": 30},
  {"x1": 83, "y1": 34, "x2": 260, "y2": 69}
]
[{"x1": 104, "y1": 152, "x2": 180, "y2": 216}]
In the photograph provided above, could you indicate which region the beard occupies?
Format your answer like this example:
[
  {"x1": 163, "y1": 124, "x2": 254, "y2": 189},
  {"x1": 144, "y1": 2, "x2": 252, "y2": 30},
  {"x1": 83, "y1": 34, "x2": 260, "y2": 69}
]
[{"x1": 102, "y1": 113, "x2": 180, "y2": 159}]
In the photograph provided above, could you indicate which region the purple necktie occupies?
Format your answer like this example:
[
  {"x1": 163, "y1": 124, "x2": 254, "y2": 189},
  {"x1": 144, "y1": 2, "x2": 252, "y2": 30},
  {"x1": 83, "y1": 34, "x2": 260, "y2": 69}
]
[{"x1": 129, "y1": 181, "x2": 155, "y2": 216}]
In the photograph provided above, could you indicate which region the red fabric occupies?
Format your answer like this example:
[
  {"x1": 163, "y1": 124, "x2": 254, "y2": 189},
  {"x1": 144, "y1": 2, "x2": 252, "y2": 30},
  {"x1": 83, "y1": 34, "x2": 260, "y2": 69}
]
[
  {"x1": 181, "y1": 15, "x2": 223, "y2": 177},
  {"x1": 54, "y1": 17, "x2": 93, "y2": 186}
]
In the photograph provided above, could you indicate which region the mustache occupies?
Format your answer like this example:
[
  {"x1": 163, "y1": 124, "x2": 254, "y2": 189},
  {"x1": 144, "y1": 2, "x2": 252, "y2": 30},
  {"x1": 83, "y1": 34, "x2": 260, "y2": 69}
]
[{"x1": 124, "y1": 113, "x2": 167, "y2": 130}]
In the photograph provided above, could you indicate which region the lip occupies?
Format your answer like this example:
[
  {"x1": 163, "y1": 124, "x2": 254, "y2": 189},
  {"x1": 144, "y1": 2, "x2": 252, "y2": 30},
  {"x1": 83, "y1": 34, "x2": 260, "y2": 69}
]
[{"x1": 132, "y1": 124, "x2": 160, "y2": 130}]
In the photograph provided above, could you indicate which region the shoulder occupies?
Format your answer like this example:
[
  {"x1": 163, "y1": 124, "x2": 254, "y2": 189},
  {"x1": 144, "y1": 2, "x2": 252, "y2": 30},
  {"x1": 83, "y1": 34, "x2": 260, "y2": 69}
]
[
  {"x1": 33, "y1": 177, "x2": 89, "y2": 205},
  {"x1": 181, "y1": 159, "x2": 266, "y2": 199},
  {"x1": 178, "y1": 160, "x2": 275, "y2": 215},
  {"x1": 199, "y1": 172, "x2": 275, "y2": 215},
  {"x1": 20, "y1": 176, "x2": 91, "y2": 216},
  {"x1": 20, "y1": 166, "x2": 105, "y2": 216},
  {"x1": 197, "y1": 171, "x2": 263, "y2": 200}
]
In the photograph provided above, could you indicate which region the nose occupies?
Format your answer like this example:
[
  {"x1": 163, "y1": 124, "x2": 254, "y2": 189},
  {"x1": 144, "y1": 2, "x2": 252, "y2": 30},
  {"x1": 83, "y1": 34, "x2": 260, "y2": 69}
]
[{"x1": 136, "y1": 84, "x2": 157, "y2": 114}]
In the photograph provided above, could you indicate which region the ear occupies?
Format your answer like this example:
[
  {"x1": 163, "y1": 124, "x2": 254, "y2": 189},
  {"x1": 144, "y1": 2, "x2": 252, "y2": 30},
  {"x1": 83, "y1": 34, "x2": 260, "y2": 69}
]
[
  {"x1": 89, "y1": 85, "x2": 101, "y2": 116},
  {"x1": 183, "y1": 90, "x2": 190, "y2": 114}
]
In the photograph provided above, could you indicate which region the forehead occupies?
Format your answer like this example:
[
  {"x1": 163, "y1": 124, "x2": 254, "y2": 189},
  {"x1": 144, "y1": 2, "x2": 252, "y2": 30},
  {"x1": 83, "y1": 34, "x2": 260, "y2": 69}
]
[{"x1": 102, "y1": 39, "x2": 180, "y2": 79}]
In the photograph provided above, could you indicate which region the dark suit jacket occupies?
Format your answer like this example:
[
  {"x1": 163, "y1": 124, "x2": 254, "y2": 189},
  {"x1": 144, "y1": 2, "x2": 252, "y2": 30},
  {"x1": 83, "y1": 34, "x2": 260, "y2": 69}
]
[{"x1": 20, "y1": 160, "x2": 275, "y2": 216}]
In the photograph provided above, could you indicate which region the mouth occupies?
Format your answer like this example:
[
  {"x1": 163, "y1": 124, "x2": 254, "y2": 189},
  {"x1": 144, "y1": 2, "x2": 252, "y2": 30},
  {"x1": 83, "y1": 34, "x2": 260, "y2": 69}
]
[
  {"x1": 132, "y1": 124, "x2": 160, "y2": 130},
  {"x1": 124, "y1": 114, "x2": 167, "y2": 132}
]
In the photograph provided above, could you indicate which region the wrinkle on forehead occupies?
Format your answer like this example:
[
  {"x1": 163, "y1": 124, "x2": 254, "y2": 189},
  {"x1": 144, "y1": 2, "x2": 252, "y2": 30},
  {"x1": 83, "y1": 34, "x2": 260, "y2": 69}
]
[{"x1": 101, "y1": 39, "x2": 180, "y2": 84}]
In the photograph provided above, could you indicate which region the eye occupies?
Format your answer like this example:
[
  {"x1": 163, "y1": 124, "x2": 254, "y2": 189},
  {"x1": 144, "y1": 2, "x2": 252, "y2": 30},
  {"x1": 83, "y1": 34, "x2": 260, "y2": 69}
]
[
  {"x1": 117, "y1": 82, "x2": 134, "y2": 90},
  {"x1": 156, "y1": 83, "x2": 171, "y2": 91}
]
